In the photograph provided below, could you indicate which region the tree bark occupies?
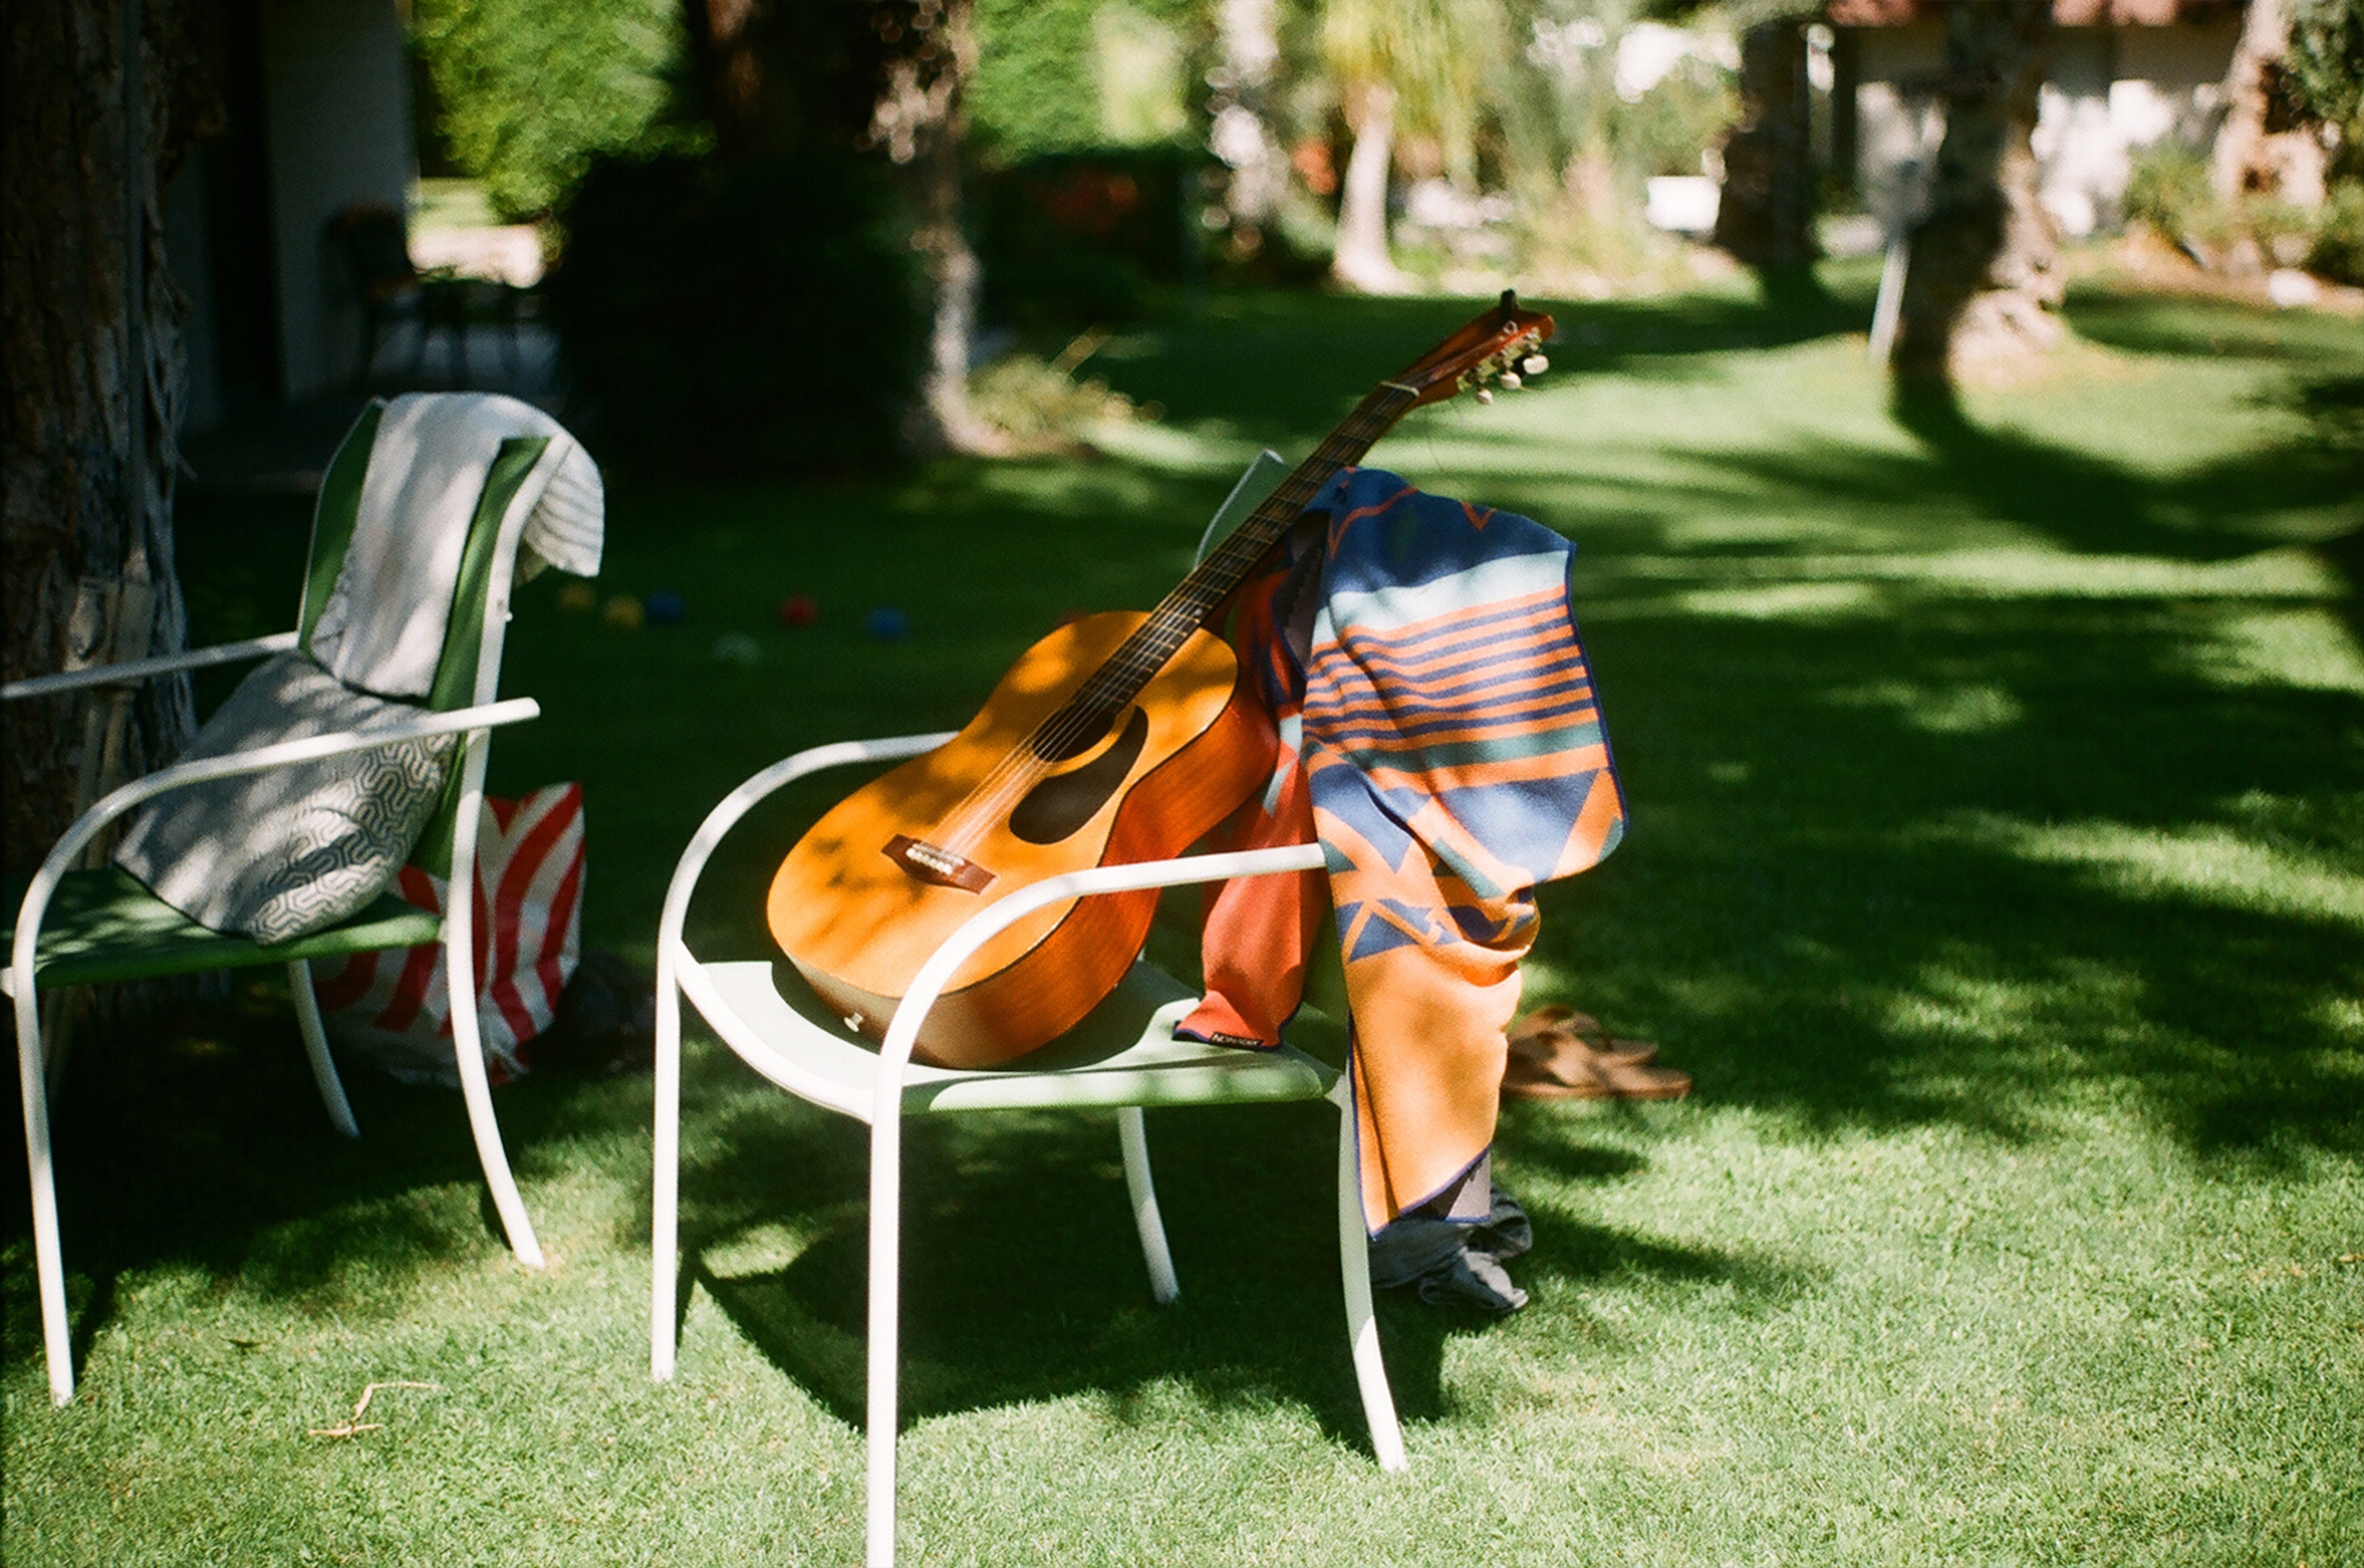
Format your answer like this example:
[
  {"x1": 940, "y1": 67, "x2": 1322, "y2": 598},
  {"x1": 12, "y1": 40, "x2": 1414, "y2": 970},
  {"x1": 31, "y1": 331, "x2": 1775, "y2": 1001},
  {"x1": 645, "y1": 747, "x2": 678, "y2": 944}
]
[
  {"x1": 1715, "y1": 19, "x2": 1817, "y2": 273},
  {"x1": 867, "y1": 0, "x2": 1000, "y2": 453},
  {"x1": 2, "y1": 0, "x2": 210, "y2": 876},
  {"x1": 2212, "y1": 0, "x2": 2326, "y2": 219},
  {"x1": 1891, "y1": 0, "x2": 2060, "y2": 390},
  {"x1": 1332, "y1": 82, "x2": 1410, "y2": 294}
]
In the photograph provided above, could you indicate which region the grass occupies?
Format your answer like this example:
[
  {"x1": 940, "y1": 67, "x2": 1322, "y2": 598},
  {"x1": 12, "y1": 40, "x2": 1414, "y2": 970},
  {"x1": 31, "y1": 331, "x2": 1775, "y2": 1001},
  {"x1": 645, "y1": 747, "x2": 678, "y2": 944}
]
[{"x1": 7, "y1": 268, "x2": 2363, "y2": 1565}]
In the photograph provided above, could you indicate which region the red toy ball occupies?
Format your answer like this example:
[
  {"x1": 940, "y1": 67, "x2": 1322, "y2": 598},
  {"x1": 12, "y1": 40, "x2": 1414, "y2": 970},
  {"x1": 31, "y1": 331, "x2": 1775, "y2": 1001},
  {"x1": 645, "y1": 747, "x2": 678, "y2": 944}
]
[{"x1": 777, "y1": 595, "x2": 819, "y2": 628}]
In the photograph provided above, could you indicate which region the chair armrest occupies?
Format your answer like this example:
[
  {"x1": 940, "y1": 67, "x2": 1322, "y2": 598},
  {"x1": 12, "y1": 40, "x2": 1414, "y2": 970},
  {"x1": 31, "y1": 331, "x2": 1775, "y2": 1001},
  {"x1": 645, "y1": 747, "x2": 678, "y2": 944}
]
[
  {"x1": 653, "y1": 732, "x2": 959, "y2": 985},
  {"x1": 874, "y1": 842, "x2": 1328, "y2": 1121},
  {"x1": 1, "y1": 631, "x2": 301, "y2": 701},
  {"x1": 8, "y1": 695, "x2": 538, "y2": 997}
]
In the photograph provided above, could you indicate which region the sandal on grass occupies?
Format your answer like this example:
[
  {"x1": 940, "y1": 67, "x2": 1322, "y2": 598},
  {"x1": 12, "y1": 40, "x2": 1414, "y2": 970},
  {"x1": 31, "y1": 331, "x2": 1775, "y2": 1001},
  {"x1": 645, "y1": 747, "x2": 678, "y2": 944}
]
[
  {"x1": 1503, "y1": 1006, "x2": 1689, "y2": 1101},
  {"x1": 1507, "y1": 1004, "x2": 1661, "y2": 1068}
]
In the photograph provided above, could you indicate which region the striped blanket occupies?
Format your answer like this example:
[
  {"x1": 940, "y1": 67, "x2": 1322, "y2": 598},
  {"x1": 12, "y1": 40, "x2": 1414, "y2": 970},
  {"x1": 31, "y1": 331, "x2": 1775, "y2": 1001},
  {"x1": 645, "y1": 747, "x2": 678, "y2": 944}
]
[{"x1": 1179, "y1": 468, "x2": 1624, "y2": 1230}]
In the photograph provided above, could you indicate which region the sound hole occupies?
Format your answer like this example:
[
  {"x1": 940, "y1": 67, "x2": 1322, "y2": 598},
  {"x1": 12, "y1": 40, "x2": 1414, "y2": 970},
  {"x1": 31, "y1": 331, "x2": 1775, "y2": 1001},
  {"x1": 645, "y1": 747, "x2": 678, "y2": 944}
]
[{"x1": 1009, "y1": 707, "x2": 1149, "y2": 845}]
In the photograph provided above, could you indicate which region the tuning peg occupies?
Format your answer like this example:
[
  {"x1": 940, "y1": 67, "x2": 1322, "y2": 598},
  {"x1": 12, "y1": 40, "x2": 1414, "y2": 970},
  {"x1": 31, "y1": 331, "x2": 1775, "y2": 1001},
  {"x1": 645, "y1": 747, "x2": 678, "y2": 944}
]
[
  {"x1": 1498, "y1": 371, "x2": 1522, "y2": 390},
  {"x1": 1475, "y1": 387, "x2": 1494, "y2": 404},
  {"x1": 1521, "y1": 354, "x2": 1549, "y2": 377}
]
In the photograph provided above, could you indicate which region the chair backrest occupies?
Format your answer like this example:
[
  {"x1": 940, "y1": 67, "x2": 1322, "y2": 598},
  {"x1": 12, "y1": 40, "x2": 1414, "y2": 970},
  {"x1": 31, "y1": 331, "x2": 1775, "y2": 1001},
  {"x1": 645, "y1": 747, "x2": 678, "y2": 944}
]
[
  {"x1": 331, "y1": 203, "x2": 420, "y2": 304},
  {"x1": 294, "y1": 401, "x2": 567, "y2": 878}
]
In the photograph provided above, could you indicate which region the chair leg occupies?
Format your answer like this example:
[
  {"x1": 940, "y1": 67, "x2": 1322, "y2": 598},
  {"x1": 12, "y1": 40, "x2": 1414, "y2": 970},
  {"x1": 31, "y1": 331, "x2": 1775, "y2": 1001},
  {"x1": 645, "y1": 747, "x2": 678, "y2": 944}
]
[
  {"x1": 866, "y1": 1102, "x2": 907, "y2": 1568},
  {"x1": 443, "y1": 931, "x2": 545, "y2": 1270},
  {"x1": 1116, "y1": 1106, "x2": 1180, "y2": 1304},
  {"x1": 650, "y1": 950, "x2": 685, "y2": 1381},
  {"x1": 286, "y1": 961, "x2": 360, "y2": 1139},
  {"x1": 1331, "y1": 1078, "x2": 1407, "y2": 1471},
  {"x1": 14, "y1": 982, "x2": 77, "y2": 1405}
]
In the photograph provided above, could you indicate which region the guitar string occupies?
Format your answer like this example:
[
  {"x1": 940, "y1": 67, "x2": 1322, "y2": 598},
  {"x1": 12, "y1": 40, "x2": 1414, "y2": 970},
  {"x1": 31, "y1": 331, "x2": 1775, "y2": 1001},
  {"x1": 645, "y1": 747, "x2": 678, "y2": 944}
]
[
  {"x1": 926, "y1": 388, "x2": 1422, "y2": 857},
  {"x1": 943, "y1": 394, "x2": 1404, "y2": 834},
  {"x1": 922, "y1": 389, "x2": 1419, "y2": 861}
]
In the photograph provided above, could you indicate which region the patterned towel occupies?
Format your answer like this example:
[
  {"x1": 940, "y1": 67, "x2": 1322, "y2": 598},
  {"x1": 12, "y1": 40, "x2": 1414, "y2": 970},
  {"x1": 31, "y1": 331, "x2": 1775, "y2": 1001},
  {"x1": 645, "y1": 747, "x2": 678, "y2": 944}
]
[{"x1": 1179, "y1": 468, "x2": 1625, "y2": 1230}]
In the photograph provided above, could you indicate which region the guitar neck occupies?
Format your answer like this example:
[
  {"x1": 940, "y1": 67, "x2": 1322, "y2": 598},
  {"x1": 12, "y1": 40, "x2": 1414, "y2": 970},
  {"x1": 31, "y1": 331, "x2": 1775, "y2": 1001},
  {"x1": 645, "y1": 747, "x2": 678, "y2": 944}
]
[{"x1": 1070, "y1": 381, "x2": 1419, "y2": 717}]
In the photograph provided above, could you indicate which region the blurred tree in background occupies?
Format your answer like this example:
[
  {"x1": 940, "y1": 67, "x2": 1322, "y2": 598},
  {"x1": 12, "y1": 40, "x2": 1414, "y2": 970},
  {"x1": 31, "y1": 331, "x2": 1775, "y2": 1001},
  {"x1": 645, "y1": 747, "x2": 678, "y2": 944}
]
[
  {"x1": 411, "y1": 0, "x2": 697, "y2": 221},
  {"x1": 1890, "y1": 0, "x2": 2060, "y2": 392}
]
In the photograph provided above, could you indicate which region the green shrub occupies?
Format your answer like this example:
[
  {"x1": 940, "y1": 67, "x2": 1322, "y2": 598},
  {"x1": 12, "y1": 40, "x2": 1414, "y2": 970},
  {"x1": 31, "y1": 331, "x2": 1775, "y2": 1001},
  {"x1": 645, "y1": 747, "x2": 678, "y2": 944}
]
[
  {"x1": 2122, "y1": 142, "x2": 2222, "y2": 246},
  {"x1": 2309, "y1": 182, "x2": 2364, "y2": 284},
  {"x1": 541, "y1": 150, "x2": 925, "y2": 476},
  {"x1": 967, "y1": 341, "x2": 1150, "y2": 453},
  {"x1": 410, "y1": 0, "x2": 693, "y2": 222}
]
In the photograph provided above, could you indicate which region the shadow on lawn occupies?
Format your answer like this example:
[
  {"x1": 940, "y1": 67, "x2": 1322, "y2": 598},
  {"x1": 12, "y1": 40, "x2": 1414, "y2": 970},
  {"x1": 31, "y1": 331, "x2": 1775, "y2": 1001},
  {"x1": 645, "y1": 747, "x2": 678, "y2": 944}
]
[
  {"x1": 670, "y1": 1093, "x2": 1805, "y2": 1442},
  {"x1": 1539, "y1": 425, "x2": 2364, "y2": 1168},
  {"x1": 1096, "y1": 279, "x2": 1873, "y2": 448}
]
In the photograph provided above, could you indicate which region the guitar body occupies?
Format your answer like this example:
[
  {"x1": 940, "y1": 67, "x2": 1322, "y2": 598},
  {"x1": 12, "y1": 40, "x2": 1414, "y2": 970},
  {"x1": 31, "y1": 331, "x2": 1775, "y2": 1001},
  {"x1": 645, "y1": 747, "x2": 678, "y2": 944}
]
[
  {"x1": 766, "y1": 292, "x2": 1557, "y2": 1070},
  {"x1": 767, "y1": 610, "x2": 1269, "y2": 1067}
]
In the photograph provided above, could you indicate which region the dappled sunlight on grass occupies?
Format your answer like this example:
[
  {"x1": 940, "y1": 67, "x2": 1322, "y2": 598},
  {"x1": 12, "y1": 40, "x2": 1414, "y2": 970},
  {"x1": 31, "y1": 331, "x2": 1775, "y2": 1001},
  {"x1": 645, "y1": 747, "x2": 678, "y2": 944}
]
[{"x1": 1935, "y1": 811, "x2": 2364, "y2": 929}]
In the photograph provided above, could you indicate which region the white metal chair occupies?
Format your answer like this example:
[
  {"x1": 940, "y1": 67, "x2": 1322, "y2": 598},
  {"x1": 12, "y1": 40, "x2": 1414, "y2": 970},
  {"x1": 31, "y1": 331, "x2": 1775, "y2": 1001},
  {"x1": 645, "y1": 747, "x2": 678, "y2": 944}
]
[
  {"x1": 4, "y1": 393, "x2": 599, "y2": 1405},
  {"x1": 649, "y1": 459, "x2": 1407, "y2": 1568}
]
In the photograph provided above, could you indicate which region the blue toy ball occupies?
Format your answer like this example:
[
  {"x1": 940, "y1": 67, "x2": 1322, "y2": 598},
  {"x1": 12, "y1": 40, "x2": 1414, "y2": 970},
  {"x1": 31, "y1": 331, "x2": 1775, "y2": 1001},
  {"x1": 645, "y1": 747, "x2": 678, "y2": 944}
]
[
  {"x1": 864, "y1": 606, "x2": 909, "y2": 641},
  {"x1": 646, "y1": 590, "x2": 686, "y2": 625}
]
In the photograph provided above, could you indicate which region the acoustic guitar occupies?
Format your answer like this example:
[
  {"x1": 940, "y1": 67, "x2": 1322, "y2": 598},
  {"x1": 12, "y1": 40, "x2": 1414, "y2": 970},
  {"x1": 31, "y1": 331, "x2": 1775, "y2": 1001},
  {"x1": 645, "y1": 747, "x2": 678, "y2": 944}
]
[{"x1": 769, "y1": 291, "x2": 1557, "y2": 1067}]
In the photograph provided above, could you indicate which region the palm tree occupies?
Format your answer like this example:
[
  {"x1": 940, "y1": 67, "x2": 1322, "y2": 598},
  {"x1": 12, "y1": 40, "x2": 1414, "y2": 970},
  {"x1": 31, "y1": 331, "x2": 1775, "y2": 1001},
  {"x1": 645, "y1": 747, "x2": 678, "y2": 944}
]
[{"x1": 1320, "y1": 0, "x2": 1511, "y2": 293}]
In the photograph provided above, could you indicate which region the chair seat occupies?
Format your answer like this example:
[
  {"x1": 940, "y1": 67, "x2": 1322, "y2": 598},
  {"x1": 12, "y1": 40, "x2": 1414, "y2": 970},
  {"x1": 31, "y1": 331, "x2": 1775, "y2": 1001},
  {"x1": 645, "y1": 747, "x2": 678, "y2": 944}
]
[
  {"x1": 678, "y1": 954, "x2": 1339, "y2": 1121},
  {"x1": 2, "y1": 865, "x2": 442, "y2": 994}
]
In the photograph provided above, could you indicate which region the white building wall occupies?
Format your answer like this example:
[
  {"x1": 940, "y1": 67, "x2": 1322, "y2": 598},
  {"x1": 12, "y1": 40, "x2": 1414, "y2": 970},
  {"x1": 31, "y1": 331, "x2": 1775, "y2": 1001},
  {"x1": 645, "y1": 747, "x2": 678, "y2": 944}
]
[
  {"x1": 258, "y1": 0, "x2": 414, "y2": 398},
  {"x1": 1850, "y1": 17, "x2": 2242, "y2": 239}
]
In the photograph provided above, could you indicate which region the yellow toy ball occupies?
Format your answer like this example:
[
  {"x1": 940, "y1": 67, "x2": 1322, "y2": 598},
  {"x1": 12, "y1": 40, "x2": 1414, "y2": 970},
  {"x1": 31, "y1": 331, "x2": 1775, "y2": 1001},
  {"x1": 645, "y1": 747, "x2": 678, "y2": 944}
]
[
  {"x1": 556, "y1": 581, "x2": 598, "y2": 615},
  {"x1": 601, "y1": 593, "x2": 645, "y2": 630}
]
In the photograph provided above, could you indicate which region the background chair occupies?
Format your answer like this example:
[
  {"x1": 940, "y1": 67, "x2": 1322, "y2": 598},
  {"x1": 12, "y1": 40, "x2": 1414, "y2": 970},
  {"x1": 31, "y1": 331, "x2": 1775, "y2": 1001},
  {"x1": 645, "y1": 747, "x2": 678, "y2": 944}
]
[
  {"x1": 4, "y1": 393, "x2": 599, "y2": 1406},
  {"x1": 648, "y1": 455, "x2": 1406, "y2": 1568},
  {"x1": 331, "y1": 203, "x2": 527, "y2": 388}
]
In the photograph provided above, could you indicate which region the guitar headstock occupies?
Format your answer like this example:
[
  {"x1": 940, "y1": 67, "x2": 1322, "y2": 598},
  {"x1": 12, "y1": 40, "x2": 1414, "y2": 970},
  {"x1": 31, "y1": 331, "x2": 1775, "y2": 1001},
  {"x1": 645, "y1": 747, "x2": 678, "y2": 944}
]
[{"x1": 1388, "y1": 290, "x2": 1557, "y2": 409}]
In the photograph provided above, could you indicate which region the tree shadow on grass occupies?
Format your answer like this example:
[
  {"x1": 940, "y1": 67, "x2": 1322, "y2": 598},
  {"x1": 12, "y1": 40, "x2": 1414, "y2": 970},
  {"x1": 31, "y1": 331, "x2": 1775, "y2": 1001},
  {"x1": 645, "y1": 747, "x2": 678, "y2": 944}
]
[
  {"x1": 1536, "y1": 544, "x2": 2364, "y2": 1168},
  {"x1": 0, "y1": 979, "x2": 654, "y2": 1379},
  {"x1": 673, "y1": 1095, "x2": 1800, "y2": 1447},
  {"x1": 1095, "y1": 282, "x2": 1873, "y2": 450}
]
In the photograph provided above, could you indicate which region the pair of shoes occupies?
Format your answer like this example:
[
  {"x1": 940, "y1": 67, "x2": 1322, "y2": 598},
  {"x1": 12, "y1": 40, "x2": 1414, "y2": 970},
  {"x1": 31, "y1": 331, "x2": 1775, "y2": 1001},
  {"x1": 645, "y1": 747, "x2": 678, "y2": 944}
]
[{"x1": 1502, "y1": 1005, "x2": 1691, "y2": 1100}]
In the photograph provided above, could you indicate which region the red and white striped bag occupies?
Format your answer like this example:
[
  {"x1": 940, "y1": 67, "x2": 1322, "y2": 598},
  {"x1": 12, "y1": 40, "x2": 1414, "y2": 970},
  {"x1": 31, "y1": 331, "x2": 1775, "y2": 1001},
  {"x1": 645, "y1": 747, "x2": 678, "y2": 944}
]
[{"x1": 309, "y1": 783, "x2": 585, "y2": 1086}]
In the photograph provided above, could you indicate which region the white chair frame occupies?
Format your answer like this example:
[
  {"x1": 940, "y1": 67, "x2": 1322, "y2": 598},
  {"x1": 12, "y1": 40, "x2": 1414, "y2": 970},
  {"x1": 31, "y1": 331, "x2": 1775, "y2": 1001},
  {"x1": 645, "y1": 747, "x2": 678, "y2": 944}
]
[
  {"x1": 650, "y1": 734, "x2": 1408, "y2": 1568},
  {"x1": 5, "y1": 463, "x2": 562, "y2": 1405}
]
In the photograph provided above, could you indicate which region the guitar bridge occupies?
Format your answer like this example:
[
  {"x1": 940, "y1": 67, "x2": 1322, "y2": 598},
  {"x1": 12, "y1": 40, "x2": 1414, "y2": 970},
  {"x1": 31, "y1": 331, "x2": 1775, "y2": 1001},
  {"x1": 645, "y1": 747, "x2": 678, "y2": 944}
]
[{"x1": 885, "y1": 834, "x2": 995, "y2": 892}]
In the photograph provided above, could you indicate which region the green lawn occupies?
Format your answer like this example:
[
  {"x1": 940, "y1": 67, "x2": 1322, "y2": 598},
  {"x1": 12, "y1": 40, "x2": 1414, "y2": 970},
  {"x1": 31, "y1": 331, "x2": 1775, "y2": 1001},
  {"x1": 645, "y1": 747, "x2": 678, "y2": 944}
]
[{"x1": 7, "y1": 272, "x2": 2362, "y2": 1565}]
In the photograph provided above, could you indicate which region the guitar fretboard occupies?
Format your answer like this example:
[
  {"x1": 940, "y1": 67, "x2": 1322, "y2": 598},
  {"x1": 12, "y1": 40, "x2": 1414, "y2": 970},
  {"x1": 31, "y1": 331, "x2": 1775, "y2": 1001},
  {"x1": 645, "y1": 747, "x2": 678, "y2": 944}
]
[{"x1": 1039, "y1": 383, "x2": 1419, "y2": 752}]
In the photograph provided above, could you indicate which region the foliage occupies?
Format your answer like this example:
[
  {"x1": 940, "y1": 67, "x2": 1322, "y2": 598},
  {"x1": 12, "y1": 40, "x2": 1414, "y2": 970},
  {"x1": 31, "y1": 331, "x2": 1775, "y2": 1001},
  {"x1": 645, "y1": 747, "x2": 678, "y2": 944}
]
[
  {"x1": 410, "y1": 0, "x2": 693, "y2": 222},
  {"x1": 2122, "y1": 141, "x2": 2223, "y2": 244},
  {"x1": 973, "y1": 146, "x2": 1209, "y2": 325},
  {"x1": 970, "y1": 0, "x2": 1206, "y2": 164},
  {"x1": 1320, "y1": 0, "x2": 1514, "y2": 186},
  {"x1": 2309, "y1": 180, "x2": 2364, "y2": 283},
  {"x1": 966, "y1": 337, "x2": 1151, "y2": 452},
  {"x1": 2288, "y1": 0, "x2": 2364, "y2": 178},
  {"x1": 540, "y1": 149, "x2": 924, "y2": 475},
  {"x1": 1613, "y1": 42, "x2": 1737, "y2": 176}
]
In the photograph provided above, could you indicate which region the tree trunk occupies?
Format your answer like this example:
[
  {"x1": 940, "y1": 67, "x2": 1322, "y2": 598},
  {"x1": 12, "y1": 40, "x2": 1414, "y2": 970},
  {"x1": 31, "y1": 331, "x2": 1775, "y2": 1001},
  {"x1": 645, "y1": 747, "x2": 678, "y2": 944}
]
[
  {"x1": 2, "y1": 0, "x2": 210, "y2": 877},
  {"x1": 1891, "y1": 0, "x2": 2060, "y2": 389},
  {"x1": 2212, "y1": 0, "x2": 2326, "y2": 222},
  {"x1": 675, "y1": 0, "x2": 992, "y2": 454},
  {"x1": 1715, "y1": 19, "x2": 1817, "y2": 273},
  {"x1": 868, "y1": 0, "x2": 1000, "y2": 454},
  {"x1": 1332, "y1": 82, "x2": 1409, "y2": 294}
]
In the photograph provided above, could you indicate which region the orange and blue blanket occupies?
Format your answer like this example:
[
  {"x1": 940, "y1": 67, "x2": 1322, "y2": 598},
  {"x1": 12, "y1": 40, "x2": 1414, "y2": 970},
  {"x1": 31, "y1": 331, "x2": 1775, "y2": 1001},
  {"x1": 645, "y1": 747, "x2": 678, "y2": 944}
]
[{"x1": 1178, "y1": 467, "x2": 1625, "y2": 1230}]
